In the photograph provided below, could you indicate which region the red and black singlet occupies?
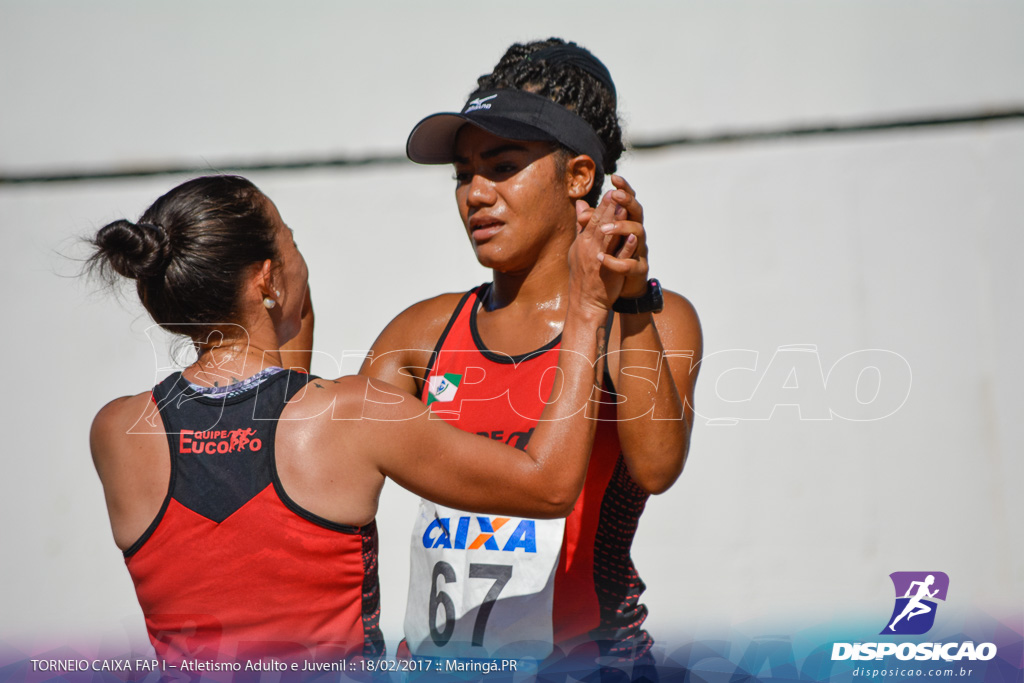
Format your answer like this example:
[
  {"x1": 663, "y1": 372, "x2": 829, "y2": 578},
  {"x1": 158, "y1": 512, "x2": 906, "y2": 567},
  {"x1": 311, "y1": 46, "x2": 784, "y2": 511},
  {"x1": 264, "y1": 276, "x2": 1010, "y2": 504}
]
[
  {"x1": 419, "y1": 284, "x2": 654, "y2": 661},
  {"x1": 125, "y1": 369, "x2": 384, "y2": 663}
]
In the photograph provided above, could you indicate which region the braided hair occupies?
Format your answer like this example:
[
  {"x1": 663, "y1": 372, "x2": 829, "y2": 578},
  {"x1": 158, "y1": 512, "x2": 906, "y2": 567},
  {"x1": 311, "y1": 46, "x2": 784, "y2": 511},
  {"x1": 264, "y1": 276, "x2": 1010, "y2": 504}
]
[{"x1": 474, "y1": 38, "x2": 623, "y2": 206}]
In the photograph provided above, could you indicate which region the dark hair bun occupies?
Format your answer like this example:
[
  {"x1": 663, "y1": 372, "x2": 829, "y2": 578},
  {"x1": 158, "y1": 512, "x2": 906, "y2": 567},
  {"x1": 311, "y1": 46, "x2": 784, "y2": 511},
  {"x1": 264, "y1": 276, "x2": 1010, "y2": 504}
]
[
  {"x1": 85, "y1": 175, "x2": 277, "y2": 340},
  {"x1": 92, "y1": 219, "x2": 171, "y2": 280}
]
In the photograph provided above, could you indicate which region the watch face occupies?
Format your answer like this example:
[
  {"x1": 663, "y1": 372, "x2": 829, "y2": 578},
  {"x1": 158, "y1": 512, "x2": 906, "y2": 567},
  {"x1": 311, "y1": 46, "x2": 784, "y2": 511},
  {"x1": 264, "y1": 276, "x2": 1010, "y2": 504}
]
[
  {"x1": 650, "y1": 282, "x2": 664, "y2": 313},
  {"x1": 614, "y1": 279, "x2": 663, "y2": 314}
]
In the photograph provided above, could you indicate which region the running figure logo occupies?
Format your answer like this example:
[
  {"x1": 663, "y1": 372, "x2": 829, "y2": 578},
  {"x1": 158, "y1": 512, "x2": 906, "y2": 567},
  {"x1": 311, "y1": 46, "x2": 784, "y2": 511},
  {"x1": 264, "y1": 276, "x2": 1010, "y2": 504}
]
[{"x1": 881, "y1": 571, "x2": 949, "y2": 635}]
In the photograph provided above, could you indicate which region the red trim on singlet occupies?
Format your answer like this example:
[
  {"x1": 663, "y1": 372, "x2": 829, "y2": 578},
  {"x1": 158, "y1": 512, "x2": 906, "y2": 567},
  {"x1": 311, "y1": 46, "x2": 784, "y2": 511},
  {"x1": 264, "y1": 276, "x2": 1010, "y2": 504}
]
[
  {"x1": 127, "y1": 488, "x2": 370, "y2": 662},
  {"x1": 420, "y1": 285, "x2": 630, "y2": 646},
  {"x1": 125, "y1": 371, "x2": 382, "y2": 662}
]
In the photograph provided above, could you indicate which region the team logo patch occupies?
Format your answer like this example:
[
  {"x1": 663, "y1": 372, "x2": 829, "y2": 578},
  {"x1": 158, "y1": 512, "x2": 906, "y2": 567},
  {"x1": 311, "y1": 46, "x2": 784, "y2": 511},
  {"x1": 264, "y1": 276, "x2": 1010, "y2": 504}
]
[
  {"x1": 428, "y1": 373, "x2": 462, "y2": 405},
  {"x1": 179, "y1": 428, "x2": 262, "y2": 454},
  {"x1": 881, "y1": 571, "x2": 949, "y2": 635}
]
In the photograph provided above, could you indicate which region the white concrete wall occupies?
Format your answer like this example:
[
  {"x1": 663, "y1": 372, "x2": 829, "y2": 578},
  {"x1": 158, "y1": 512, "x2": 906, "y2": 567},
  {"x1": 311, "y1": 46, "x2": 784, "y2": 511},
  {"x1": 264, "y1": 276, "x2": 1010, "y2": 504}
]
[{"x1": 1, "y1": 0, "x2": 1021, "y2": 652}]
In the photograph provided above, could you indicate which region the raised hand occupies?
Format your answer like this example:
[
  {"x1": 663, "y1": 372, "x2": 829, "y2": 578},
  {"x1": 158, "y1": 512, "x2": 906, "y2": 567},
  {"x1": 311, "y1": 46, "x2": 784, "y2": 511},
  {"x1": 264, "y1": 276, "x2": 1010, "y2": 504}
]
[
  {"x1": 568, "y1": 185, "x2": 639, "y2": 317},
  {"x1": 575, "y1": 175, "x2": 650, "y2": 298}
]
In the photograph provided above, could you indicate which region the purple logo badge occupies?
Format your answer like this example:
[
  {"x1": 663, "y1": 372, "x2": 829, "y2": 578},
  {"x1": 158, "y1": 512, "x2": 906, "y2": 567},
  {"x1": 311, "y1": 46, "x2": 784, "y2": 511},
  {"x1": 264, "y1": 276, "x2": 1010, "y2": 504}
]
[{"x1": 881, "y1": 571, "x2": 949, "y2": 635}]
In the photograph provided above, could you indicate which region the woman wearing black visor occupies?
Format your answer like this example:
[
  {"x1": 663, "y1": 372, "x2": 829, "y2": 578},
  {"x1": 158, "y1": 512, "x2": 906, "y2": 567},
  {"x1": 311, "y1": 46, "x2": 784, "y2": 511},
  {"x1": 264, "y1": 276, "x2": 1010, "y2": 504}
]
[{"x1": 361, "y1": 39, "x2": 703, "y2": 679}]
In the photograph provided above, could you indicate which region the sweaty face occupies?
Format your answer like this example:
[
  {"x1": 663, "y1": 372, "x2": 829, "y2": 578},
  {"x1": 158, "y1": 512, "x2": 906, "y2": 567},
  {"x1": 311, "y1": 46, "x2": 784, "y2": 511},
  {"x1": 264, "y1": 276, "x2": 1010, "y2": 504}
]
[{"x1": 452, "y1": 126, "x2": 577, "y2": 271}]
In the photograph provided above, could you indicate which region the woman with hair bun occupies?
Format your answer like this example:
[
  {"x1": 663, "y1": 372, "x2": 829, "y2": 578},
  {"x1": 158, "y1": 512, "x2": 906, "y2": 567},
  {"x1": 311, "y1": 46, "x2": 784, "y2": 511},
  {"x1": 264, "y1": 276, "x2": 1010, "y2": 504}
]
[
  {"x1": 360, "y1": 38, "x2": 703, "y2": 678},
  {"x1": 87, "y1": 174, "x2": 633, "y2": 664}
]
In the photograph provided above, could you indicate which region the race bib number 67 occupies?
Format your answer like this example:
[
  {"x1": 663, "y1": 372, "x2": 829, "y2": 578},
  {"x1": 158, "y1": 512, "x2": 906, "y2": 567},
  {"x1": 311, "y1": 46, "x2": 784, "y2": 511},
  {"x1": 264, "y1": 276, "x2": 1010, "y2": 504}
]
[{"x1": 404, "y1": 502, "x2": 564, "y2": 660}]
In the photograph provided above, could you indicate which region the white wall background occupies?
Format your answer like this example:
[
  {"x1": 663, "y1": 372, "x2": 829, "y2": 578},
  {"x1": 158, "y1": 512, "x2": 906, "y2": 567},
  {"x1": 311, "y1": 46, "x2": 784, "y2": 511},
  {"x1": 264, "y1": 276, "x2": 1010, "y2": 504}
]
[{"x1": 1, "y1": 0, "x2": 1021, "y2": 654}]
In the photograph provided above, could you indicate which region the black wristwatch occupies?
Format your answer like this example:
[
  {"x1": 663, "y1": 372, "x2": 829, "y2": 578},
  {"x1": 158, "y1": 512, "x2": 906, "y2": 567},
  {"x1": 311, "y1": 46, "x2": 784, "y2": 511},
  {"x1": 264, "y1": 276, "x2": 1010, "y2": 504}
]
[{"x1": 613, "y1": 278, "x2": 664, "y2": 314}]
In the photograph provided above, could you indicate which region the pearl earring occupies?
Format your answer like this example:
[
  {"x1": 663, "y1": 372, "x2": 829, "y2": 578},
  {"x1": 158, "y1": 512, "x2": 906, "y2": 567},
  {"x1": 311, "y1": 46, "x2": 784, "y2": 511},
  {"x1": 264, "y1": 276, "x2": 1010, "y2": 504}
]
[{"x1": 263, "y1": 297, "x2": 276, "y2": 309}]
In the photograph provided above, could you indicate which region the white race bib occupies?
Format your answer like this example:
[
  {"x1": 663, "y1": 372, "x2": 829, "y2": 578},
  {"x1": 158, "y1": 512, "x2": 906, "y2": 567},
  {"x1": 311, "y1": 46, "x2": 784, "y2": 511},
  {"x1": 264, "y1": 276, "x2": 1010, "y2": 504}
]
[{"x1": 404, "y1": 500, "x2": 564, "y2": 660}]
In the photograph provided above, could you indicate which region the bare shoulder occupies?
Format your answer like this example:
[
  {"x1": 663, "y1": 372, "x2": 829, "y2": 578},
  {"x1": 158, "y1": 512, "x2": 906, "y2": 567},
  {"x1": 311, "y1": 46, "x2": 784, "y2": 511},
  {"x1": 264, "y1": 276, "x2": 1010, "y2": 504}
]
[
  {"x1": 361, "y1": 290, "x2": 474, "y2": 392},
  {"x1": 655, "y1": 288, "x2": 703, "y2": 350},
  {"x1": 91, "y1": 392, "x2": 158, "y2": 449},
  {"x1": 283, "y1": 373, "x2": 424, "y2": 419},
  {"x1": 369, "y1": 290, "x2": 470, "y2": 351},
  {"x1": 282, "y1": 374, "x2": 375, "y2": 422},
  {"x1": 90, "y1": 390, "x2": 166, "y2": 489},
  {"x1": 90, "y1": 389, "x2": 174, "y2": 550},
  {"x1": 279, "y1": 374, "x2": 428, "y2": 460}
]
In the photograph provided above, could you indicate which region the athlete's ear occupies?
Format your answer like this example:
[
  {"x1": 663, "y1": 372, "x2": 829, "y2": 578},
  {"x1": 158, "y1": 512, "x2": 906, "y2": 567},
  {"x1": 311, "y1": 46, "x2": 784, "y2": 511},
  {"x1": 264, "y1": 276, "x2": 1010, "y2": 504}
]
[
  {"x1": 252, "y1": 259, "x2": 280, "y2": 304},
  {"x1": 565, "y1": 155, "x2": 596, "y2": 201}
]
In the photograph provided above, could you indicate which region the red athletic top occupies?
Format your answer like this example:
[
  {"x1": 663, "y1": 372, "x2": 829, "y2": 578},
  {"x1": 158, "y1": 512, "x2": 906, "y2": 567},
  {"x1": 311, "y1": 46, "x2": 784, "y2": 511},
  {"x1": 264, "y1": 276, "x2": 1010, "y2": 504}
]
[
  {"x1": 421, "y1": 285, "x2": 653, "y2": 661},
  {"x1": 124, "y1": 369, "x2": 384, "y2": 663}
]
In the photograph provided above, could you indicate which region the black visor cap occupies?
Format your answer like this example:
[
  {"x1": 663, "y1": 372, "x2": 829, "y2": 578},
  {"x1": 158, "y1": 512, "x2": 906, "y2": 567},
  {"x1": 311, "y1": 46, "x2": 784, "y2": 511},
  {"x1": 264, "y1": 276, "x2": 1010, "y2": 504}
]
[{"x1": 406, "y1": 89, "x2": 605, "y2": 172}]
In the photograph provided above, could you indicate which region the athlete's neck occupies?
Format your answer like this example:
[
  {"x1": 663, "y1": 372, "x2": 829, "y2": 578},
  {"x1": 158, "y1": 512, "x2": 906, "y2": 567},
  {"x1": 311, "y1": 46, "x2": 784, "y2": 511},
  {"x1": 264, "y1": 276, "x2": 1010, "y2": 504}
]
[
  {"x1": 488, "y1": 254, "x2": 570, "y2": 314},
  {"x1": 181, "y1": 309, "x2": 294, "y2": 387},
  {"x1": 184, "y1": 339, "x2": 286, "y2": 388}
]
